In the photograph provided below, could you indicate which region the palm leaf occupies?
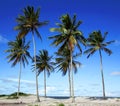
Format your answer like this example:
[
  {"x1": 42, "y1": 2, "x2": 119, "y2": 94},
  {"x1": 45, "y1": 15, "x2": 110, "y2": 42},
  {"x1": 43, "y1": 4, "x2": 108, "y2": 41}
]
[{"x1": 103, "y1": 48, "x2": 112, "y2": 56}]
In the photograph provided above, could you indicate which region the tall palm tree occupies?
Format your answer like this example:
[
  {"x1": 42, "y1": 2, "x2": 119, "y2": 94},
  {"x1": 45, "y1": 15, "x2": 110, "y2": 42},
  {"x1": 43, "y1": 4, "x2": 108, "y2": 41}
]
[
  {"x1": 5, "y1": 37, "x2": 31, "y2": 98},
  {"x1": 55, "y1": 48, "x2": 81, "y2": 97},
  {"x1": 84, "y1": 30, "x2": 114, "y2": 99},
  {"x1": 33, "y1": 50, "x2": 54, "y2": 97},
  {"x1": 15, "y1": 6, "x2": 48, "y2": 102},
  {"x1": 49, "y1": 14, "x2": 86, "y2": 102}
]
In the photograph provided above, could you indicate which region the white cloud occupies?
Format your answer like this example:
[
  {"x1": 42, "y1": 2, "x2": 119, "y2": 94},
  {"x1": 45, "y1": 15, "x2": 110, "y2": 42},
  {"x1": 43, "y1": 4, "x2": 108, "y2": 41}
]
[
  {"x1": 63, "y1": 89, "x2": 69, "y2": 95},
  {"x1": 114, "y1": 40, "x2": 120, "y2": 46},
  {"x1": 106, "y1": 91, "x2": 120, "y2": 97},
  {"x1": 39, "y1": 86, "x2": 57, "y2": 95},
  {"x1": 0, "y1": 35, "x2": 8, "y2": 44},
  {"x1": 81, "y1": 64, "x2": 86, "y2": 68},
  {"x1": 90, "y1": 83, "x2": 100, "y2": 87},
  {"x1": 0, "y1": 78, "x2": 35, "y2": 85},
  {"x1": 110, "y1": 71, "x2": 120, "y2": 76},
  {"x1": 46, "y1": 86, "x2": 56, "y2": 92}
]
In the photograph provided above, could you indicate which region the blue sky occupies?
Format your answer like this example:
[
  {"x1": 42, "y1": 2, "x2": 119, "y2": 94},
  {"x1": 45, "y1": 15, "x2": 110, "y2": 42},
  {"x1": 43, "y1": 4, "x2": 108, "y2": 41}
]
[{"x1": 0, "y1": 0, "x2": 120, "y2": 97}]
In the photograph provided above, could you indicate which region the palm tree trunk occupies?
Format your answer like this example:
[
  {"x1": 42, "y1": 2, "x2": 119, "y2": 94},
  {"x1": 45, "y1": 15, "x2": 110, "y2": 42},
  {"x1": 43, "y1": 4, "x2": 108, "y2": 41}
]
[
  {"x1": 68, "y1": 70, "x2": 71, "y2": 97},
  {"x1": 17, "y1": 61, "x2": 22, "y2": 97},
  {"x1": 32, "y1": 33, "x2": 40, "y2": 102},
  {"x1": 44, "y1": 70, "x2": 46, "y2": 97},
  {"x1": 70, "y1": 50, "x2": 75, "y2": 102},
  {"x1": 99, "y1": 50, "x2": 106, "y2": 99}
]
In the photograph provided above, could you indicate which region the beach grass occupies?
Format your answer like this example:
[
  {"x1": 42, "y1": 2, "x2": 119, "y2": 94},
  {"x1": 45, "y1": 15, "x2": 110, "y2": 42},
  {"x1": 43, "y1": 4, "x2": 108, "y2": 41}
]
[
  {"x1": 57, "y1": 103, "x2": 65, "y2": 106},
  {"x1": 0, "y1": 92, "x2": 30, "y2": 99},
  {"x1": 0, "y1": 94, "x2": 7, "y2": 97},
  {"x1": 7, "y1": 92, "x2": 30, "y2": 99}
]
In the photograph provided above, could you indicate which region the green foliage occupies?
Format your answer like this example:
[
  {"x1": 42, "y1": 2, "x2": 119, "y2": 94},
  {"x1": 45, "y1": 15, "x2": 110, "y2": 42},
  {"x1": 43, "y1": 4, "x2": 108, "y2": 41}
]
[
  {"x1": 5, "y1": 37, "x2": 31, "y2": 67},
  {"x1": 6, "y1": 92, "x2": 29, "y2": 99},
  {"x1": 9, "y1": 92, "x2": 29, "y2": 96},
  {"x1": 15, "y1": 6, "x2": 48, "y2": 40},
  {"x1": 58, "y1": 103, "x2": 65, "y2": 106},
  {"x1": 84, "y1": 30, "x2": 114, "y2": 58},
  {"x1": 49, "y1": 14, "x2": 86, "y2": 53},
  {"x1": 55, "y1": 48, "x2": 81, "y2": 76},
  {"x1": 33, "y1": 49, "x2": 54, "y2": 76},
  {"x1": 0, "y1": 94, "x2": 7, "y2": 97}
]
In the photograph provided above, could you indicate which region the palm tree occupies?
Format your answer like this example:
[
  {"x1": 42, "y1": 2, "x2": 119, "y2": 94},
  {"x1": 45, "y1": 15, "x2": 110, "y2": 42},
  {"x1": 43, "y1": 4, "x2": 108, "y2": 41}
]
[
  {"x1": 32, "y1": 50, "x2": 54, "y2": 97},
  {"x1": 15, "y1": 6, "x2": 48, "y2": 102},
  {"x1": 55, "y1": 48, "x2": 81, "y2": 97},
  {"x1": 49, "y1": 14, "x2": 86, "y2": 102},
  {"x1": 5, "y1": 37, "x2": 31, "y2": 98},
  {"x1": 84, "y1": 30, "x2": 114, "y2": 99}
]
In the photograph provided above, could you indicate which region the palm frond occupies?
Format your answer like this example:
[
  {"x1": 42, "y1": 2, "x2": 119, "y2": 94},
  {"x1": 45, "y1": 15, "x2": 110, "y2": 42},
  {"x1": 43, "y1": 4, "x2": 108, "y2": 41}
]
[
  {"x1": 34, "y1": 28, "x2": 42, "y2": 40},
  {"x1": 15, "y1": 6, "x2": 48, "y2": 40},
  {"x1": 103, "y1": 48, "x2": 112, "y2": 56},
  {"x1": 85, "y1": 30, "x2": 114, "y2": 58},
  {"x1": 6, "y1": 37, "x2": 31, "y2": 68},
  {"x1": 32, "y1": 49, "x2": 54, "y2": 76}
]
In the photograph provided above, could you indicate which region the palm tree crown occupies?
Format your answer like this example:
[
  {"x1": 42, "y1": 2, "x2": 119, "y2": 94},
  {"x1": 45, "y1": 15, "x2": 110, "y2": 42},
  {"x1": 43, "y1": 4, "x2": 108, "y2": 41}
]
[
  {"x1": 55, "y1": 48, "x2": 81, "y2": 76},
  {"x1": 6, "y1": 37, "x2": 31, "y2": 67},
  {"x1": 49, "y1": 14, "x2": 86, "y2": 52},
  {"x1": 84, "y1": 30, "x2": 114, "y2": 58},
  {"x1": 35, "y1": 50, "x2": 54, "y2": 76},
  {"x1": 15, "y1": 6, "x2": 48, "y2": 39}
]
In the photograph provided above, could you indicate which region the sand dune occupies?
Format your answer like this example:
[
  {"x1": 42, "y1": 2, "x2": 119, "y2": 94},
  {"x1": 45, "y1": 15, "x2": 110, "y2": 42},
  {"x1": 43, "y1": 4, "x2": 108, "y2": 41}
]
[{"x1": 0, "y1": 95, "x2": 120, "y2": 106}]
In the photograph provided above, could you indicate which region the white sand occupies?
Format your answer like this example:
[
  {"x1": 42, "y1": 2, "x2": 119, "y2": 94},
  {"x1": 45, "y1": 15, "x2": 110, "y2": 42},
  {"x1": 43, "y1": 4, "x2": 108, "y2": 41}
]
[{"x1": 0, "y1": 95, "x2": 120, "y2": 106}]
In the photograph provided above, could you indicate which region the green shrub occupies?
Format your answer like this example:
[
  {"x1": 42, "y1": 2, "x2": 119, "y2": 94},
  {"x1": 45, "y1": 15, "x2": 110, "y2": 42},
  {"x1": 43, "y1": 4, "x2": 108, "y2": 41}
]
[
  {"x1": 9, "y1": 92, "x2": 29, "y2": 96},
  {"x1": 6, "y1": 92, "x2": 30, "y2": 99},
  {"x1": 0, "y1": 94, "x2": 7, "y2": 97},
  {"x1": 58, "y1": 103, "x2": 65, "y2": 106}
]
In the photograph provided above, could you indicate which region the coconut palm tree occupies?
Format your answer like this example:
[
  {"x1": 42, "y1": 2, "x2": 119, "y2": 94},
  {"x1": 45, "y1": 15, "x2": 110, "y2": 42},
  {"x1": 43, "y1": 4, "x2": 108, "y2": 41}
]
[
  {"x1": 84, "y1": 30, "x2": 114, "y2": 99},
  {"x1": 55, "y1": 48, "x2": 81, "y2": 97},
  {"x1": 32, "y1": 50, "x2": 54, "y2": 97},
  {"x1": 15, "y1": 6, "x2": 48, "y2": 102},
  {"x1": 49, "y1": 14, "x2": 86, "y2": 102},
  {"x1": 5, "y1": 37, "x2": 31, "y2": 98}
]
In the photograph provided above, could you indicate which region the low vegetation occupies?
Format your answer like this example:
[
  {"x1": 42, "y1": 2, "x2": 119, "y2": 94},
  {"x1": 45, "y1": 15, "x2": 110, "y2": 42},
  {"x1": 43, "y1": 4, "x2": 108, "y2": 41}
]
[
  {"x1": 57, "y1": 103, "x2": 65, "y2": 106},
  {"x1": 0, "y1": 94, "x2": 6, "y2": 97},
  {"x1": 9, "y1": 92, "x2": 29, "y2": 96},
  {"x1": 0, "y1": 92, "x2": 29, "y2": 99},
  {"x1": 28, "y1": 103, "x2": 65, "y2": 106},
  {"x1": 7, "y1": 92, "x2": 30, "y2": 99}
]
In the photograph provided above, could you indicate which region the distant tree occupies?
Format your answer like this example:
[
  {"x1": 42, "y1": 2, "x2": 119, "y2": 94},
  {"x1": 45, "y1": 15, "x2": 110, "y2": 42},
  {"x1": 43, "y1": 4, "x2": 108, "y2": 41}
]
[
  {"x1": 55, "y1": 48, "x2": 81, "y2": 97},
  {"x1": 15, "y1": 6, "x2": 48, "y2": 102},
  {"x1": 84, "y1": 30, "x2": 114, "y2": 99},
  {"x1": 33, "y1": 50, "x2": 54, "y2": 97},
  {"x1": 49, "y1": 14, "x2": 86, "y2": 102},
  {"x1": 6, "y1": 37, "x2": 31, "y2": 98}
]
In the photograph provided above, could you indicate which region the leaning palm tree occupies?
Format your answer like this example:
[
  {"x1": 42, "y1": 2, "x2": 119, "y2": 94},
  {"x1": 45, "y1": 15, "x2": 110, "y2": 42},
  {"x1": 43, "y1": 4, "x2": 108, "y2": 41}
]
[
  {"x1": 55, "y1": 48, "x2": 81, "y2": 97},
  {"x1": 49, "y1": 14, "x2": 86, "y2": 102},
  {"x1": 33, "y1": 50, "x2": 54, "y2": 97},
  {"x1": 84, "y1": 30, "x2": 114, "y2": 99},
  {"x1": 15, "y1": 6, "x2": 48, "y2": 102},
  {"x1": 5, "y1": 37, "x2": 31, "y2": 98}
]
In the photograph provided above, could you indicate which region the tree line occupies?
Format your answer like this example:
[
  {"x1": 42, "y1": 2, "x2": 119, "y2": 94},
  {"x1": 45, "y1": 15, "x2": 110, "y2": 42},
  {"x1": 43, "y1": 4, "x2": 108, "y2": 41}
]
[{"x1": 5, "y1": 6, "x2": 114, "y2": 102}]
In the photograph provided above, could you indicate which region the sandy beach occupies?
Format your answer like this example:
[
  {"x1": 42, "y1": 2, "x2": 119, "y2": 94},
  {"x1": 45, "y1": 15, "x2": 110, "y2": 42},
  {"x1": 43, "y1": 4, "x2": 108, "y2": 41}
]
[{"x1": 0, "y1": 95, "x2": 120, "y2": 106}]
